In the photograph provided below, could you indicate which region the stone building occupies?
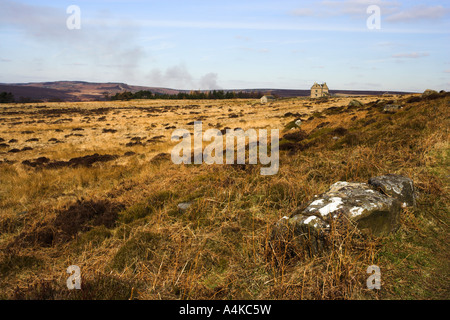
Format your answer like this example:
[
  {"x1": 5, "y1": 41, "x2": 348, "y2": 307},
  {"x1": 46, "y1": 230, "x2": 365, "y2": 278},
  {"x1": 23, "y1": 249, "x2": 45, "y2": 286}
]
[{"x1": 311, "y1": 82, "x2": 329, "y2": 98}]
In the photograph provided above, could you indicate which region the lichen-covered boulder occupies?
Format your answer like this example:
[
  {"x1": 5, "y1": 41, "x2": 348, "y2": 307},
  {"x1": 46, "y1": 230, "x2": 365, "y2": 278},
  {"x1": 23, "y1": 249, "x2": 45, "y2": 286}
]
[
  {"x1": 296, "y1": 181, "x2": 402, "y2": 237},
  {"x1": 368, "y1": 174, "x2": 416, "y2": 208},
  {"x1": 269, "y1": 175, "x2": 416, "y2": 259}
]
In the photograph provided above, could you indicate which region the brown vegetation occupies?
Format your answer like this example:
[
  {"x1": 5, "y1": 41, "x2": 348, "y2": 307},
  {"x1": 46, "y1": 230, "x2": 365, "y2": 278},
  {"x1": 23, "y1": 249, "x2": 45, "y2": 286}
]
[{"x1": 0, "y1": 93, "x2": 448, "y2": 300}]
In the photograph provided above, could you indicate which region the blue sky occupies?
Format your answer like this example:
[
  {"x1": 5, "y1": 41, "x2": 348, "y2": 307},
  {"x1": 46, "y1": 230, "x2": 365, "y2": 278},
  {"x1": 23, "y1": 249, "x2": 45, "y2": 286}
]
[{"x1": 0, "y1": 0, "x2": 449, "y2": 92}]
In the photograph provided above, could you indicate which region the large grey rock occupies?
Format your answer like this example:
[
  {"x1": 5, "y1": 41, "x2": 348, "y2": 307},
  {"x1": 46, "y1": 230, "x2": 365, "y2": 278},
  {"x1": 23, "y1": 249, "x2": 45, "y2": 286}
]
[
  {"x1": 269, "y1": 175, "x2": 415, "y2": 258},
  {"x1": 295, "y1": 181, "x2": 401, "y2": 235},
  {"x1": 368, "y1": 174, "x2": 416, "y2": 208},
  {"x1": 348, "y1": 100, "x2": 364, "y2": 108}
]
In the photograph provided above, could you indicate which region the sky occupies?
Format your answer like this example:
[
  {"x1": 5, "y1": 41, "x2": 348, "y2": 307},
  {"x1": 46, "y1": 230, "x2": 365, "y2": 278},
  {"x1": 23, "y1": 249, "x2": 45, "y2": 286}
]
[{"x1": 0, "y1": 0, "x2": 449, "y2": 92}]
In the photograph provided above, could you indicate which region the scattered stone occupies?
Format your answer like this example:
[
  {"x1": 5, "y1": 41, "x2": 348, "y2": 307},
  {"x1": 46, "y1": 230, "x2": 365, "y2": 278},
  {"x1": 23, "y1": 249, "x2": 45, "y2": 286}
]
[
  {"x1": 177, "y1": 202, "x2": 192, "y2": 212},
  {"x1": 348, "y1": 100, "x2": 364, "y2": 108},
  {"x1": 383, "y1": 104, "x2": 402, "y2": 113}
]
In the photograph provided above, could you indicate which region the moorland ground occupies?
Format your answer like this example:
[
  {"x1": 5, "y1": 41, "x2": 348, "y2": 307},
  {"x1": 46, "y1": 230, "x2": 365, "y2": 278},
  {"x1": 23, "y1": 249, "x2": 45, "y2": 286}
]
[{"x1": 0, "y1": 93, "x2": 448, "y2": 300}]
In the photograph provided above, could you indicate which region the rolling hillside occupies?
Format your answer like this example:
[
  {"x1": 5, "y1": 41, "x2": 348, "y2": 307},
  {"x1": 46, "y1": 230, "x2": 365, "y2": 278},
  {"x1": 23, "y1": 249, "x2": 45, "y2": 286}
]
[{"x1": 0, "y1": 81, "x2": 413, "y2": 102}]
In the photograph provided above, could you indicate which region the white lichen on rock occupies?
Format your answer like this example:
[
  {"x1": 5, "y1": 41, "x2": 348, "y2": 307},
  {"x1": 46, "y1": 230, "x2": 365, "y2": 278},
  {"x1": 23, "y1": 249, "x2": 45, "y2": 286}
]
[
  {"x1": 349, "y1": 207, "x2": 365, "y2": 217},
  {"x1": 318, "y1": 197, "x2": 343, "y2": 216},
  {"x1": 304, "y1": 216, "x2": 318, "y2": 224}
]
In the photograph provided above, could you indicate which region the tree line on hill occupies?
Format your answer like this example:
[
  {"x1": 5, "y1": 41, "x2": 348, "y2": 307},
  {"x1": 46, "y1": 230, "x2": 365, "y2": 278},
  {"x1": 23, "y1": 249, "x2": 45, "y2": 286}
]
[
  {"x1": 0, "y1": 89, "x2": 268, "y2": 103},
  {"x1": 109, "y1": 90, "x2": 265, "y2": 101},
  {"x1": 0, "y1": 92, "x2": 15, "y2": 103}
]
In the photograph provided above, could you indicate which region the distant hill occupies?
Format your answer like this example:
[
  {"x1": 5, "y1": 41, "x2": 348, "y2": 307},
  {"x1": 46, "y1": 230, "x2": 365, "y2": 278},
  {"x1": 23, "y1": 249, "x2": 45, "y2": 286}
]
[
  {"x1": 0, "y1": 81, "x2": 181, "y2": 102},
  {"x1": 0, "y1": 81, "x2": 413, "y2": 102}
]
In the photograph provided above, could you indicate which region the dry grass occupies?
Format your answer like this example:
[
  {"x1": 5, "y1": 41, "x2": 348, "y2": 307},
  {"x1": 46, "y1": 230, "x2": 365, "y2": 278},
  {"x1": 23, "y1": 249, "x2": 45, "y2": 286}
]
[{"x1": 0, "y1": 93, "x2": 448, "y2": 300}]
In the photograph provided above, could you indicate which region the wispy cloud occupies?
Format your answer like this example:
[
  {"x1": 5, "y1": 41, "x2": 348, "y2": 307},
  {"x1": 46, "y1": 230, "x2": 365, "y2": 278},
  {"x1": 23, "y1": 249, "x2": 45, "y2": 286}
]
[
  {"x1": 320, "y1": 0, "x2": 400, "y2": 17},
  {"x1": 238, "y1": 47, "x2": 270, "y2": 53},
  {"x1": 386, "y1": 5, "x2": 450, "y2": 22},
  {"x1": 147, "y1": 64, "x2": 221, "y2": 90},
  {"x1": 86, "y1": 17, "x2": 449, "y2": 34},
  {"x1": 392, "y1": 52, "x2": 430, "y2": 58},
  {"x1": 0, "y1": 0, "x2": 146, "y2": 81},
  {"x1": 290, "y1": 8, "x2": 315, "y2": 17},
  {"x1": 199, "y1": 73, "x2": 221, "y2": 90},
  {"x1": 291, "y1": 1, "x2": 449, "y2": 30}
]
